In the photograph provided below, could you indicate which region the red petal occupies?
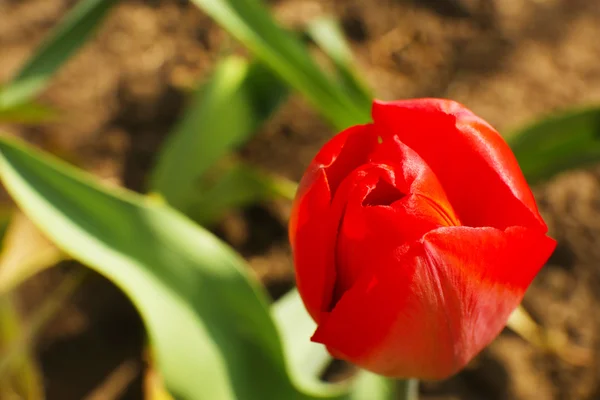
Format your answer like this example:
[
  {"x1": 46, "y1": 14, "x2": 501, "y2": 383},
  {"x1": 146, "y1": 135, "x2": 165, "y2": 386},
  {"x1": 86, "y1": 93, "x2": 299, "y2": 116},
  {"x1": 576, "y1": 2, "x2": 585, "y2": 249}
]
[
  {"x1": 420, "y1": 226, "x2": 556, "y2": 370},
  {"x1": 423, "y1": 225, "x2": 557, "y2": 295},
  {"x1": 289, "y1": 124, "x2": 377, "y2": 321},
  {"x1": 333, "y1": 175, "x2": 459, "y2": 303},
  {"x1": 331, "y1": 139, "x2": 461, "y2": 302},
  {"x1": 312, "y1": 226, "x2": 555, "y2": 379},
  {"x1": 367, "y1": 134, "x2": 459, "y2": 226},
  {"x1": 289, "y1": 168, "x2": 335, "y2": 322},
  {"x1": 312, "y1": 243, "x2": 452, "y2": 378},
  {"x1": 291, "y1": 124, "x2": 373, "y2": 215},
  {"x1": 310, "y1": 124, "x2": 378, "y2": 199},
  {"x1": 371, "y1": 99, "x2": 546, "y2": 232}
]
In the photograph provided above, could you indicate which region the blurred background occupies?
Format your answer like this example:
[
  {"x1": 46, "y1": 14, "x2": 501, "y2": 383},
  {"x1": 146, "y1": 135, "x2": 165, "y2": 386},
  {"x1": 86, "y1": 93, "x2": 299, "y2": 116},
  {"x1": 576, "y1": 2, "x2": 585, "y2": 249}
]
[{"x1": 1, "y1": 0, "x2": 600, "y2": 399}]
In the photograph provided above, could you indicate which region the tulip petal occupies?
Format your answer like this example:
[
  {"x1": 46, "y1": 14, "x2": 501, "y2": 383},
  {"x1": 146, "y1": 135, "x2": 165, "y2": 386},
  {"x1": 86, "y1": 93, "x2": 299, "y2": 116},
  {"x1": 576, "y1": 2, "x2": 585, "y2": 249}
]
[
  {"x1": 367, "y1": 134, "x2": 459, "y2": 226},
  {"x1": 289, "y1": 168, "x2": 335, "y2": 322},
  {"x1": 312, "y1": 226, "x2": 555, "y2": 379},
  {"x1": 290, "y1": 124, "x2": 377, "y2": 321},
  {"x1": 333, "y1": 184, "x2": 459, "y2": 303},
  {"x1": 305, "y1": 124, "x2": 378, "y2": 200},
  {"x1": 371, "y1": 99, "x2": 546, "y2": 231},
  {"x1": 331, "y1": 139, "x2": 461, "y2": 302},
  {"x1": 312, "y1": 243, "x2": 450, "y2": 378}
]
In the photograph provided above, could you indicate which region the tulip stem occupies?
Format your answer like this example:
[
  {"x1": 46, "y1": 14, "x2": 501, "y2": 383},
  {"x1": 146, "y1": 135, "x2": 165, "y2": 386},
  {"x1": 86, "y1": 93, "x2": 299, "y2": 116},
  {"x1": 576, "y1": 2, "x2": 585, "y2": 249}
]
[{"x1": 398, "y1": 379, "x2": 419, "y2": 400}]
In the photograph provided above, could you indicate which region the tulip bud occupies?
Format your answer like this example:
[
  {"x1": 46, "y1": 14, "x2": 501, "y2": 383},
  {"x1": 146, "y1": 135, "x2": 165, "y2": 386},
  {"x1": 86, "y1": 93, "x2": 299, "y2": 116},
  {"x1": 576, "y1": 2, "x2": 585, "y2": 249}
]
[{"x1": 289, "y1": 99, "x2": 555, "y2": 379}]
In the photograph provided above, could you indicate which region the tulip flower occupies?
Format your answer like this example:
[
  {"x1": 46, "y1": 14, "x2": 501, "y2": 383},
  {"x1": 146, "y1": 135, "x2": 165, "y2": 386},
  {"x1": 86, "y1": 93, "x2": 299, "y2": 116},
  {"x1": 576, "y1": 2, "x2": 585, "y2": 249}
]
[{"x1": 289, "y1": 99, "x2": 555, "y2": 379}]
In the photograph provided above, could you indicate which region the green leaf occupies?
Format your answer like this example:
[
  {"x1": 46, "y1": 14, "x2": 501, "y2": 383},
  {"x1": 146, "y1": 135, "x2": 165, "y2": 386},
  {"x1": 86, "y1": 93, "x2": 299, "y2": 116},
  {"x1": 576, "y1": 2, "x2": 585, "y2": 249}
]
[
  {"x1": 508, "y1": 106, "x2": 600, "y2": 183},
  {"x1": 273, "y1": 290, "x2": 410, "y2": 400},
  {"x1": 0, "y1": 0, "x2": 118, "y2": 109},
  {"x1": 349, "y1": 373, "x2": 398, "y2": 400},
  {"x1": 190, "y1": 163, "x2": 297, "y2": 226},
  {"x1": 188, "y1": 0, "x2": 370, "y2": 129},
  {"x1": 0, "y1": 102, "x2": 59, "y2": 124},
  {"x1": 272, "y1": 289, "x2": 331, "y2": 387},
  {"x1": 150, "y1": 56, "x2": 288, "y2": 213},
  {"x1": 305, "y1": 17, "x2": 372, "y2": 112},
  {"x1": 0, "y1": 136, "x2": 351, "y2": 400}
]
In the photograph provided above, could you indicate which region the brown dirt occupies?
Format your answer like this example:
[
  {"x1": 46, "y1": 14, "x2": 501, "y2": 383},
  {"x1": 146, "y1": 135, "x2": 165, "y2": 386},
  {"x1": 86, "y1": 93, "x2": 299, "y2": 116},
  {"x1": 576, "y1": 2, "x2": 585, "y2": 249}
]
[{"x1": 2, "y1": 0, "x2": 600, "y2": 399}]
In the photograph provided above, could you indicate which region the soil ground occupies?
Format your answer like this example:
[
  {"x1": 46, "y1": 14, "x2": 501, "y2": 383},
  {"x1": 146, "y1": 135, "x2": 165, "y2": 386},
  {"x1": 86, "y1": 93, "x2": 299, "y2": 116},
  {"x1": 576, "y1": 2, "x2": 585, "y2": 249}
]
[{"x1": 2, "y1": 0, "x2": 600, "y2": 399}]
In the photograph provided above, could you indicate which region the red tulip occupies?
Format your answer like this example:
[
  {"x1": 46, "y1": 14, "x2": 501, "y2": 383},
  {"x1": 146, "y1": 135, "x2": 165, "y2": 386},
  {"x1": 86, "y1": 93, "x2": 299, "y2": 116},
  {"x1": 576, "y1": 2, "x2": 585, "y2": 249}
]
[{"x1": 289, "y1": 99, "x2": 555, "y2": 379}]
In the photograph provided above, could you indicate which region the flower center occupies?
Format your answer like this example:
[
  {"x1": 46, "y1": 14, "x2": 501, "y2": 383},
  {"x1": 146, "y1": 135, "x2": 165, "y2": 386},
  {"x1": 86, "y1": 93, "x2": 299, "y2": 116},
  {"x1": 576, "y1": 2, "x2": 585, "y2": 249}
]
[{"x1": 362, "y1": 178, "x2": 405, "y2": 207}]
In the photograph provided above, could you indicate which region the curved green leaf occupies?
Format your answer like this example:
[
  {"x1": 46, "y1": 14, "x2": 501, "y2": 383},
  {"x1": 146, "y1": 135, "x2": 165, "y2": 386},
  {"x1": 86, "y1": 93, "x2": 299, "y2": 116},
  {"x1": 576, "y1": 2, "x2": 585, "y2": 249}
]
[
  {"x1": 0, "y1": 136, "x2": 353, "y2": 400},
  {"x1": 508, "y1": 106, "x2": 600, "y2": 183}
]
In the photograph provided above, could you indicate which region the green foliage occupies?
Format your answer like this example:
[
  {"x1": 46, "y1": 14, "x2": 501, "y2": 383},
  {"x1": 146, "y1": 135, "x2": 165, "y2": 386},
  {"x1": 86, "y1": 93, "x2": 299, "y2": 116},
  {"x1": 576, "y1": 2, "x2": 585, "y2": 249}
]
[
  {"x1": 0, "y1": 136, "x2": 356, "y2": 400},
  {"x1": 189, "y1": 0, "x2": 371, "y2": 130},
  {"x1": 190, "y1": 163, "x2": 297, "y2": 225},
  {"x1": 508, "y1": 106, "x2": 600, "y2": 183},
  {"x1": 0, "y1": 0, "x2": 118, "y2": 109},
  {"x1": 150, "y1": 8, "x2": 374, "y2": 226},
  {"x1": 305, "y1": 17, "x2": 372, "y2": 112},
  {"x1": 150, "y1": 56, "x2": 288, "y2": 215},
  {"x1": 272, "y1": 289, "x2": 331, "y2": 388},
  {"x1": 0, "y1": 102, "x2": 59, "y2": 124}
]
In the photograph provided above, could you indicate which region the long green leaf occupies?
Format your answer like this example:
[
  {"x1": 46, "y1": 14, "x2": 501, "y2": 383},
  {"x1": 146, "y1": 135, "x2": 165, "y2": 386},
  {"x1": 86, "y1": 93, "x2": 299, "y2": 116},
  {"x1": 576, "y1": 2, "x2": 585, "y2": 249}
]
[
  {"x1": 188, "y1": 0, "x2": 370, "y2": 129},
  {"x1": 0, "y1": 136, "x2": 351, "y2": 400},
  {"x1": 508, "y1": 106, "x2": 600, "y2": 183},
  {"x1": 0, "y1": 0, "x2": 118, "y2": 109},
  {"x1": 150, "y1": 56, "x2": 288, "y2": 213},
  {"x1": 305, "y1": 17, "x2": 372, "y2": 112}
]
